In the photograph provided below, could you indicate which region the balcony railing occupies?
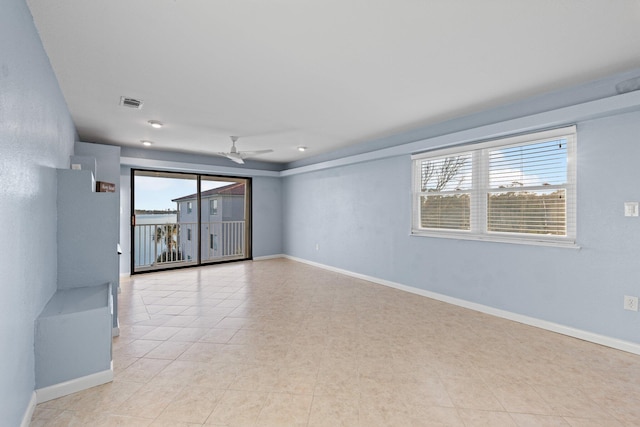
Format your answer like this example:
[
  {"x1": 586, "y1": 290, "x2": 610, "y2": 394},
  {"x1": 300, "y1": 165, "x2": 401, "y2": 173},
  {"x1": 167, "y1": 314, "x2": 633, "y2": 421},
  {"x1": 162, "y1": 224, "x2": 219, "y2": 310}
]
[{"x1": 133, "y1": 221, "x2": 246, "y2": 271}]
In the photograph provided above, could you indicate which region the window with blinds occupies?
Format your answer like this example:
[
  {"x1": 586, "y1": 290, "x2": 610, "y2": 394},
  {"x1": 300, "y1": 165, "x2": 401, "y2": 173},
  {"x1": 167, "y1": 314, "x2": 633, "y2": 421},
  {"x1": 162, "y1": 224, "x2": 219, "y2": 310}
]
[
  {"x1": 419, "y1": 153, "x2": 472, "y2": 230},
  {"x1": 412, "y1": 126, "x2": 576, "y2": 246}
]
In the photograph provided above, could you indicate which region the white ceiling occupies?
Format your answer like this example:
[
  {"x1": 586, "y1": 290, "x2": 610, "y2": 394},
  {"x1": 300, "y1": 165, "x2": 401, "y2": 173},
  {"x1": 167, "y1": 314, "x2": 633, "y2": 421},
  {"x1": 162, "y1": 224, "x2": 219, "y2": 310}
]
[{"x1": 26, "y1": 0, "x2": 640, "y2": 164}]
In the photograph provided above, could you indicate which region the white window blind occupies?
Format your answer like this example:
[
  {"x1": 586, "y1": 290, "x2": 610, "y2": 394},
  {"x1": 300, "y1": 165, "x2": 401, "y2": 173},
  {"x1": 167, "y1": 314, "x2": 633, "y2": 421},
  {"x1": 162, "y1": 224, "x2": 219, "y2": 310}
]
[
  {"x1": 418, "y1": 153, "x2": 472, "y2": 230},
  {"x1": 412, "y1": 126, "x2": 577, "y2": 246}
]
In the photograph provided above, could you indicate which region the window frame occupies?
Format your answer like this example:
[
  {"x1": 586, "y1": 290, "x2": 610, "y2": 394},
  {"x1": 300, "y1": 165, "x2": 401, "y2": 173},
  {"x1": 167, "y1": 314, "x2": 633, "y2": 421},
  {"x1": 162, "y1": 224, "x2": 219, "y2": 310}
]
[{"x1": 411, "y1": 126, "x2": 577, "y2": 248}]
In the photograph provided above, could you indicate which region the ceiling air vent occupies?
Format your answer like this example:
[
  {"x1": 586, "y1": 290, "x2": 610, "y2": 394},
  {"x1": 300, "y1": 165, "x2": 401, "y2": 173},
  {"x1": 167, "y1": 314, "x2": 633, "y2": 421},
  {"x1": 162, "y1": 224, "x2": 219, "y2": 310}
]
[{"x1": 119, "y1": 96, "x2": 143, "y2": 109}]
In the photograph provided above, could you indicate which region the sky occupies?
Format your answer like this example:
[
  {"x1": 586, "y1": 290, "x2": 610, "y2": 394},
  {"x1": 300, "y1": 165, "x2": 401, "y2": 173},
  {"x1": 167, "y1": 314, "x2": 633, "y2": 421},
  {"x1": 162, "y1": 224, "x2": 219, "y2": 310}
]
[
  {"x1": 422, "y1": 137, "x2": 567, "y2": 192},
  {"x1": 134, "y1": 175, "x2": 230, "y2": 211}
]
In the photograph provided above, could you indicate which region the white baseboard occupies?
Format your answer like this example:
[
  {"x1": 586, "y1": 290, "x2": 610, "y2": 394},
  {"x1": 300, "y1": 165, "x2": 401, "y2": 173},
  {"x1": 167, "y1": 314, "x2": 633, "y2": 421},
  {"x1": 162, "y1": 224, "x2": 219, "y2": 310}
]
[
  {"x1": 253, "y1": 254, "x2": 286, "y2": 261},
  {"x1": 35, "y1": 366, "x2": 114, "y2": 404},
  {"x1": 20, "y1": 392, "x2": 37, "y2": 427},
  {"x1": 284, "y1": 255, "x2": 640, "y2": 356},
  {"x1": 112, "y1": 317, "x2": 120, "y2": 337}
]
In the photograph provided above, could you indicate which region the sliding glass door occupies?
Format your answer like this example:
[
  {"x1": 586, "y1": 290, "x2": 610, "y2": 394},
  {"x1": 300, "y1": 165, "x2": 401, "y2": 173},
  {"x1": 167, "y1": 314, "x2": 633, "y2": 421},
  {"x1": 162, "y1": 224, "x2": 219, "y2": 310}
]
[
  {"x1": 132, "y1": 170, "x2": 251, "y2": 273},
  {"x1": 199, "y1": 176, "x2": 250, "y2": 264}
]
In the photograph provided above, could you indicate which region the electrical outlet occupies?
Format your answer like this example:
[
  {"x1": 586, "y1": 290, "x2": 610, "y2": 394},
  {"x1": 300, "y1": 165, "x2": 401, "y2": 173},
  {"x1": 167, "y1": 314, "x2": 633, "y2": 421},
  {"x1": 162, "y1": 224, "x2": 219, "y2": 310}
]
[
  {"x1": 625, "y1": 202, "x2": 639, "y2": 217},
  {"x1": 624, "y1": 295, "x2": 638, "y2": 311},
  {"x1": 315, "y1": 243, "x2": 319, "y2": 251}
]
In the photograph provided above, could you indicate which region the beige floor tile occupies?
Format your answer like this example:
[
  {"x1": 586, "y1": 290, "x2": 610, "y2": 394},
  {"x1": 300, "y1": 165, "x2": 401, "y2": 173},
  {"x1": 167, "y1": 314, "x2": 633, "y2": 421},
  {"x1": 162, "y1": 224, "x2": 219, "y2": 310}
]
[
  {"x1": 226, "y1": 328, "x2": 261, "y2": 345},
  {"x1": 204, "y1": 389, "x2": 268, "y2": 426},
  {"x1": 315, "y1": 364, "x2": 360, "y2": 398},
  {"x1": 563, "y1": 417, "x2": 625, "y2": 427},
  {"x1": 113, "y1": 356, "x2": 140, "y2": 374},
  {"x1": 190, "y1": 362, "x2": 238, "y2": 388},
  {"x1": 394, "y1": 377, "x2": 454, "y2": 408},
  {"x1": 149, "y1": 420, "x2": 203, "y2": 427},
  {"x1": 308, "y1": 395, "x2": 359, "y2": 427},
  {"x1": 144, "y1": 340, "x2": 193, "y2": 360},
  {"x1": 216, "y1": 344, "x2": 251, "y2": 364},
  {"x1": 113, "y1": 339, "x2": 162, "y2": 358},
  {"x1": 38, "y1": 410, "x2": 153, "y2": 426},
  {"x1": 358, "y1": 395, "x2": 410, "y2": 427},
  {"x1": 510, "y1": 413, "x2": 571, "y2": 426},
  {"x1": 117, "y1": 325, "x2": 157, "y2": 339},
  {"x1": 30, "y1": 407, "x2": 65, "y2": 422},
  {"x1": 457, "y1": 409, "x2": 517, "y2": 426},
  {"x1": 177, "y1": 342, "x2": 224, "y2": 363},
  {"x1": 442, "y1": 377, "x2": 504, "y2": 411},
  {"x1": 156, "y1": 386, "x2": 225, "y2": 424},
  {"x1": 47, "y1": 380, "x2": 144, "y2": 413},
  {"x1": 169, "y1": 327, "x2": 210, "y2": 342},
  {"x1": 37, "y1": 391, "x2": 84, "y2": 411},
  {"x1": 215, "y1": 317, "x2": 252, "y2": 329},
  {"x1": 272, "y1": 365, "x2": 318, "y2": 394},
  {"x1": 532, "y1": 385, "x2": 612, "y2": 419},
  {"x1": 157, "y1": 305, "x2": 190, "y2": 315},
  {"x1": 199, "y1": 327, "x2": 238, "y2": 343},
  {"x1": 112, "y1": 383, "x2": 184, "y2": 419},
  {"x1": 254, "y1": 392, "x2": 313, "y2": 427},
  {"x1": 140, "y1": 326, "x2": 183, "y2": 340},
  {"x1": 30, "y1": 259, "x2": 640, "y2": 427},
  {"x1": 29, "y1": 410, "x2": 76, "y2": 427},
  {"x1": 491, "y1": 383, "x2": 556, "y2": 415},
  {"x1": 116, "y1": 358, "x2": 172, "y2": 383},
  {"x1": 230, "y1": 364, "x2": 281, "y2": 392},
  {"x1": 150, "y1": 360, "x2": 204, "y2": 386}
]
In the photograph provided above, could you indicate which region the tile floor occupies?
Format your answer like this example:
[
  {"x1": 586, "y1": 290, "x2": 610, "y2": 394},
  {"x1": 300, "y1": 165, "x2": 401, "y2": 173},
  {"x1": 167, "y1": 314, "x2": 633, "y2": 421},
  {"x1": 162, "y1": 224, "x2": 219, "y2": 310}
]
[{"x1": 31, "y1": 258, "x2": 640, "y2": 426}]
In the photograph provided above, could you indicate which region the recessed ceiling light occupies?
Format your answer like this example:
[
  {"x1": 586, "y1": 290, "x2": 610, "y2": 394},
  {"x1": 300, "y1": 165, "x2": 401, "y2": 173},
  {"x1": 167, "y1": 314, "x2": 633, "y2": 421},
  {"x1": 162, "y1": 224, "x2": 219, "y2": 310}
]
[
  {"x1": 141, "y1": 140, "x2": 153, "y2": 146},
  {"x1": 148, "y1": 120, "x2": 163, "y2": 129},
  {"x1": 297, "y1": 146, "x2": 307, "y2": 152}
]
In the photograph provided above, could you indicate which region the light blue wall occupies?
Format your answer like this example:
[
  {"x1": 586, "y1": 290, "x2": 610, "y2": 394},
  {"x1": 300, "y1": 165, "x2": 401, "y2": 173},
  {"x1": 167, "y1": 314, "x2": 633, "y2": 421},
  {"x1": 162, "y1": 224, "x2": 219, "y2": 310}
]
[
  {"x1": 0, "y1": 0, "x2": 76, "y2": 424},
  {"x1": 252, "y1": 177, "x2": 283, "y2": 257},
  {"x1": 68, "y1": 143, "x2": 121, "y2": 329},
  {"x1": 75, "y1": 142, "x2": 121, "y2": 192},
  {"x1": 56, "y1": 170, "x2": 119, "y2": 290},
  {"x1": 283, "y1": 110, "x2": 640, "y2": 344}
]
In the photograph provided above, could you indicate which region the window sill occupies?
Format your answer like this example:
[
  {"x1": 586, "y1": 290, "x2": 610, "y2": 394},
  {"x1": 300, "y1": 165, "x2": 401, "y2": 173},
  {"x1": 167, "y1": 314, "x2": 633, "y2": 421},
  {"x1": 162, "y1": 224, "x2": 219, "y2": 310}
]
[{"x1": 410, "y1": 230, "x2": 580, "y2": 249}]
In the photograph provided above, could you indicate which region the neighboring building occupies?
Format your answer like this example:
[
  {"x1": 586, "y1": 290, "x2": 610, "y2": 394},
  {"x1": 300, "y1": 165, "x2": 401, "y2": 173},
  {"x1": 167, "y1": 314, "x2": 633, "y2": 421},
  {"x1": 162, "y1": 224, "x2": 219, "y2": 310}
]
[{"x1": 172, "y1": 182, "x2": 246, "y2": 262}]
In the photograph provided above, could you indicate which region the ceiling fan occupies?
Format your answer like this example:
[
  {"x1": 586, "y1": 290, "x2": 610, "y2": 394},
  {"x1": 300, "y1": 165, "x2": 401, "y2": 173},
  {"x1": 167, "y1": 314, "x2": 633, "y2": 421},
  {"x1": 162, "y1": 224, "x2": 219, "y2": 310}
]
[{"x1": 213, "y1": 136, "x2": 273, "y2": 164}]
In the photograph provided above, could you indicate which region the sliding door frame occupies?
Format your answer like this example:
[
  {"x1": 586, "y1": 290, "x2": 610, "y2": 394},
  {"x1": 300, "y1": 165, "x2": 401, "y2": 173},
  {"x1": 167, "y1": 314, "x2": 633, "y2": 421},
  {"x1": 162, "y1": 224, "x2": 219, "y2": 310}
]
[{"x1": 130, "y1": 168, "x2": 252, "y2": 275}]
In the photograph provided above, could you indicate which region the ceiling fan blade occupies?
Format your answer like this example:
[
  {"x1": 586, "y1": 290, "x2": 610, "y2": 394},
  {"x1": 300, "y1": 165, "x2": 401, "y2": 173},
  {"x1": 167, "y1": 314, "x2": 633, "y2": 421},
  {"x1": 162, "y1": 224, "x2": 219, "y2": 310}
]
[
  {"x1": 239, "y1": 149, "x2": 274, "y2": 159},
  {"x1": 226, "y1": 152, "x2": 245, "y2": 164},
  {"x1": 212, "y1": 152, "x2": 245, "y2": 164}
]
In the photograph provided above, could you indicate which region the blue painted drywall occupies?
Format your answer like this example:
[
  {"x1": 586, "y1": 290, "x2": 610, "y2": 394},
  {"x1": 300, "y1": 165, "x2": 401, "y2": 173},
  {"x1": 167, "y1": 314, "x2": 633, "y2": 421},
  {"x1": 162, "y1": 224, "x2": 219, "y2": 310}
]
[
  {"x1": 35, "y1": 283, "x2": 112, "y2": 388},
  {"x1": 57, "y1": 170, "x2": 119, "y2": 290},
  {"x1": 75, "y1": 142, "x2": 121, "y2": 191},
  {"x1": 73, "y1": 142, "x2": 121, "y2": 329},
  {"x1": 0, "y1": 0, "x2": 76, "y2": 424},
  {"x1": 252, "y1": 177, "x2": 283, "y2": 257},
  {"x1": 283, "y1": 110, "x2": 640, "y2": 344}
]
